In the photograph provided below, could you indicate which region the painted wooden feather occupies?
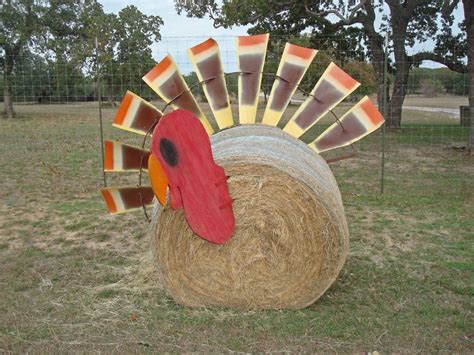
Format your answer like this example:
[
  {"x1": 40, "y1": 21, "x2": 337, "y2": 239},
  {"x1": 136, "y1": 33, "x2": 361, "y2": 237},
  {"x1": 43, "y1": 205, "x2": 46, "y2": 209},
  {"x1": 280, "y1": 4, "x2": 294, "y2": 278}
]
[{"x1": 188, "y1": 38, "x2": 233, "y2": 129}]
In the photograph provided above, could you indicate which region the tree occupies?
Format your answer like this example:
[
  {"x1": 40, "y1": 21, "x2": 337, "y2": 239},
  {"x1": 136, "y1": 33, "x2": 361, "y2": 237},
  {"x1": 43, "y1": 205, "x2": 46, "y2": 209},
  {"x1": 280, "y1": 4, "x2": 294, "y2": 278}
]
[
  {"x1": 462, "y1": 0, "x2": 474, "y2": 150},
  {"x1": 112, "y1": 5, "x2": 163, "y2": 100},
  {"x1": 344, "y1": 61, "x2": 377, "y2": 97},
  {"x1": 420, "y1": 77, "x2": 444, "y2": 97},
  {"x1": 408, "y1": 68, "x2": 468, "y2": 96},
  {"x1": 183, "y1": 71, "x2": 202, "y2": 99},
  {"x1": 40, "y1": 0, "x2": 84, "y2": 62},
  {"x1": 76, "y1": 0, "x2": 117, "y2": 71},
  {"x1": 80, "y1": 3, "x2": 163, "y2": 102},
  {"x1": 0, "y1": 0, "x2": 42, "y2": 118},
  {"x1": 175, "y1": 0, "x2": 468, "y2": 130},
  {"x1": 1, "y1": 0, "x2": 163, "y2": 110}
]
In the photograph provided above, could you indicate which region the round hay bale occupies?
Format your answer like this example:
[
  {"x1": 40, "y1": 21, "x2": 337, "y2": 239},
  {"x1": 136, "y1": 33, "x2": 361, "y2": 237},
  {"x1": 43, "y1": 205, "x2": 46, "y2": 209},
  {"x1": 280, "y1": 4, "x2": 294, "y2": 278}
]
[{"x1": 150, "y1": 125, "x2": 349, "y2": 309}]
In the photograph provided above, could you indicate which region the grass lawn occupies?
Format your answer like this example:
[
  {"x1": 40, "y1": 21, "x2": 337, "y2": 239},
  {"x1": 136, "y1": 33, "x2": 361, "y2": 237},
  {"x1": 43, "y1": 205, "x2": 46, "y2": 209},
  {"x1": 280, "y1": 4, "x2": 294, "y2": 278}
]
[
  {"x1": 402, "y1": 95, "x2": 468, "y2": 109},
  {"x1": 0, "y1": 102, "x2": 472, "y2": 352}
]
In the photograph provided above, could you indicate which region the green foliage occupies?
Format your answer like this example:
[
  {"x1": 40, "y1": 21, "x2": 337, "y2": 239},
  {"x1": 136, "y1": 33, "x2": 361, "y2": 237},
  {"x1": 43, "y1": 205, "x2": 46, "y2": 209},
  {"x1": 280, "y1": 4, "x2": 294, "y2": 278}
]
[
  {"x1": 419, "y1": 78, "x2": 445, "y2": 97},
  {"x1": 1, "y1": 0, "x2": 163, "y2": 105},
  {"x1": 40, "y1": 0, "x2": 84, "y2": 61},
  {"x1": 408, "y1": 68, "x2": 468, "y2": 96},
  {"x1": 183, "y1": 71, "x2": 203, "y2": 99},
  {"x1": 226, "y1": 72, "x2": 238, "y2": 98},
  {"x1": 175, "y1": 0, "x2": 465, "y2": 66},
  {"x1": 0, "y1": 0, "x2": 42, "y2": 56},
  {"x1": 105, "y1": 5, "x2": 163, "y2": 100},
  {"x1": 182, "y1": 71, "x2": 238, "y2": 103},
  {"x1": 175, "y1": 0, "x2": 467, "y2": 129},
  {"x1": 344, "y1": 61, "x2": 377, "y2": 97}
]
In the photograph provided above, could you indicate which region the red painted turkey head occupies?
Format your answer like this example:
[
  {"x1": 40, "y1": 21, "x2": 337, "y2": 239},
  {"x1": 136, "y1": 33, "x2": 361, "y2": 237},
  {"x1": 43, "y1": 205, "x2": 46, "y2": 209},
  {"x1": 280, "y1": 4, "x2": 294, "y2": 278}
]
[{"x1": 147, "y1": 109, "x2": 235, "y2": 245}]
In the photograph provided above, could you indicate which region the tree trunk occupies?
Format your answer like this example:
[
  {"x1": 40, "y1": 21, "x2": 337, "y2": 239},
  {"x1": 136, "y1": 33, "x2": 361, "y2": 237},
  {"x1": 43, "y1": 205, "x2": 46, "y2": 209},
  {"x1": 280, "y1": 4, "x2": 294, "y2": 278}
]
[
  {"x1": 3, "y1": 84, "x2": 14, "y2": 119},
  {"x1": 3, "y1": 53, "x2": 14, "y2": 119},
  {"x1": 368, "y1": 31, "x2": 411, "y2": 131},
  {"x1": 361, "y1": 1, "x2": 390, "y2": 123},
  {"x1": 367, "y1": 35, "x2": 387, "y2": 118},
  {"x1": 386, "y1": 54, "x2": 410, "y2": 130},
  {"x1": 464, "y1": 0, "x2": 474, "y2": 151}
]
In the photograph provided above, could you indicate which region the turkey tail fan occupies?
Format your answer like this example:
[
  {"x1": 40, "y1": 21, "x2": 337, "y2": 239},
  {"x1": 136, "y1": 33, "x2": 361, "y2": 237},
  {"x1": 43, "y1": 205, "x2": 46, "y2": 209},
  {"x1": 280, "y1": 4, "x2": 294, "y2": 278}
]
[
  {"x1": 100, "y1": 186, "x2": 155, "y2": 214},
  {"x1": 283, "y1": 63, "x2": 360, "y2": 138},
  {"x1": 142, "y1": 55, "x2": 214, "y2": 135},
  {"x1": 309, "y1": 96, "x2": 384, "y2": 153},
  {"x1": 188, "y1": 38, "x2": 233, "y2": 130},
  {"x1": 103, "y1": 140, "x2": 150, "y2": 172},
  {"x1": 236, "y1": 33, "x2": 269, "y2": 124},
  {"x1": 113, "y1": 91, "x2": 162, "y2": 135},
  {"x1": 261, "y1": 42, "x2": 317, "y2": 127}
]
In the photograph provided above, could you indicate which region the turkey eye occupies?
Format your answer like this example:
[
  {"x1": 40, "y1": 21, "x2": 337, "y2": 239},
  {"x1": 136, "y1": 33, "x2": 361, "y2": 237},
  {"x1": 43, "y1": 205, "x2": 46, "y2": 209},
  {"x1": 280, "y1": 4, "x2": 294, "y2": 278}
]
[{"x1": 159, "y1": 138, "x2": 178, "y2": 166}]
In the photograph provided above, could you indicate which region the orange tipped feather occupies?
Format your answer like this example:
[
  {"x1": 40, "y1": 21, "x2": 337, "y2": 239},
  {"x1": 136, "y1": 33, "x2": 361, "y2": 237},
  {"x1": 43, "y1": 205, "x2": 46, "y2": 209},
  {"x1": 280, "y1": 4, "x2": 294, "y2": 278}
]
[
  {"x1": 101, "y1": 189, "x2": 117, "y2": 214},
  {"x1": 189, "y1": 38, "x2": 216, "y2": 55},
  {"x1": 287, "y1": 43, "x2": 315, "y2": 59},
  {"x1": 238, "y1": 34, "x2": 268, "y2": 46},
  {"x1": 114, "y1": 91, "x2": 133, "y2": 126},
  {"x1": 144, "y1": 56, "x2": 172, "y2": 82}
]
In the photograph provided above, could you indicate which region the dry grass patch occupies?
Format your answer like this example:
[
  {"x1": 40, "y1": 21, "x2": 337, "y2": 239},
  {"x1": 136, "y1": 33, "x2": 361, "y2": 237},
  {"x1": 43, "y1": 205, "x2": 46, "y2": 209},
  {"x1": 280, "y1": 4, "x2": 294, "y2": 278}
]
[{"x1": 0, "y1": 105, "x2": 472, "y2": 352}]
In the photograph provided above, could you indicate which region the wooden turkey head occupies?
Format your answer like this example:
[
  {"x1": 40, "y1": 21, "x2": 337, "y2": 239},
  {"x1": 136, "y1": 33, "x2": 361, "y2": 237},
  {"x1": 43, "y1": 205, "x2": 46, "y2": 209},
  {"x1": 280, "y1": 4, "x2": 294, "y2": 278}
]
[{"x1": 147, "y1": 109, "x2": 235, "y2": 244}]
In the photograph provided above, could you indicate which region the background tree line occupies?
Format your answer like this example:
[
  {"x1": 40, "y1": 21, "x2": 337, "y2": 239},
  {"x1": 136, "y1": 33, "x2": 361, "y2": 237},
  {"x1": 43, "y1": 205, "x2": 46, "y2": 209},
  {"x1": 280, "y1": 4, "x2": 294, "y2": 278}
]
[
  {"x1": 1, "y1": 0, "x2": 163, "y2": 117},
  {"x1": 2, "y1": 0, "x2": 472, "y2": 139},
  {"x1": 407, "y1": 68, "x2": 469, "y2": 97}
]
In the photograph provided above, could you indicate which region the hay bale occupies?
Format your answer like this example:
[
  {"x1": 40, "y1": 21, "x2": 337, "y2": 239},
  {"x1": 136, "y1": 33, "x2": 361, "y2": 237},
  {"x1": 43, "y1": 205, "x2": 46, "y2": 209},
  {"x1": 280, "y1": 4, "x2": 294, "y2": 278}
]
[{"x1": 150, "y1": 125, "x2": 349, "y2": 309}]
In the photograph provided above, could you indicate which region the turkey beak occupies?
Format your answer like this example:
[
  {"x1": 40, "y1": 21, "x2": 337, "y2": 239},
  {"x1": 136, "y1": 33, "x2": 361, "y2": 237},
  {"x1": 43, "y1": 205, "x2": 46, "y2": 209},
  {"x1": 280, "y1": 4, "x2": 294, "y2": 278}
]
[{"x1": 148, "y1": 153, "x2": 169, "y2": 206}]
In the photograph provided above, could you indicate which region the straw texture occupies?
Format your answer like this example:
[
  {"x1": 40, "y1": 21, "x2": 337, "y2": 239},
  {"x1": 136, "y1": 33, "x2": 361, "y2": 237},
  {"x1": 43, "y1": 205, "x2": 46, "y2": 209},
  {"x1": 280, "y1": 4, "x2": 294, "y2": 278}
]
[{"x1": 150, "y1": 125, "x2": 349, "y2": 309}]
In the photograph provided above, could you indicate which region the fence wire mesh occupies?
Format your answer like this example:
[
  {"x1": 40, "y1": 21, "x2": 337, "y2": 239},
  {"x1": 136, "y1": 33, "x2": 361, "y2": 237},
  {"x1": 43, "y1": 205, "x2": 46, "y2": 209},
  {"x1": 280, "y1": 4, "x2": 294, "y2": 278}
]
[{"x1": 1, "y1": 35, "x2": 472, "y2": 193}]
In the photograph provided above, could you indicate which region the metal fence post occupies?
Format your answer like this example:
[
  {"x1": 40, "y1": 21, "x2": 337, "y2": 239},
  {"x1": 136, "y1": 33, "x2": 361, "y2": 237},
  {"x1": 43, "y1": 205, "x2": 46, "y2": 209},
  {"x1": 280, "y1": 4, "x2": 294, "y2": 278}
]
[
  {"x1": 96, "y1": 36, "x2": 107, "y2": 187},
  {"x1": 380, "y1": 34, "x2": 389, "y2": 194}
]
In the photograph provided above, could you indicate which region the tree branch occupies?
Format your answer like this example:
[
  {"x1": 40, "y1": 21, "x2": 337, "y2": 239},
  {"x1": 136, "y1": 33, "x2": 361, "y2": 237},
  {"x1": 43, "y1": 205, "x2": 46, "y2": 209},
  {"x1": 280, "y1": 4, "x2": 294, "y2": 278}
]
[
  {"x1": 384, "y1": 0, "x2": 401, "y2": 9},
  {"x1": 411, "y1": 52, "x2": 468, "y2": 74},
  {"x1": 407, "y1": 0, "x2": 439, "y2": 13},
  {"x1": 441, "y1": 0, "x2": 459, "y2": 18},
  {"x1": 208, "y1": 4, "x2": 224, "y2": 28},
  {"x1": 357, "y1": 0, "x2": 380, "y2": 39},
  {"x1": 220, "y1": 0, "x2": 298, "y2": 28},
  {"x1": 268, "y1": 0, "x2": 300, "y2": 6},
  {"x1": 304, "y1": 0, "x2": 368, "y2": 25}
]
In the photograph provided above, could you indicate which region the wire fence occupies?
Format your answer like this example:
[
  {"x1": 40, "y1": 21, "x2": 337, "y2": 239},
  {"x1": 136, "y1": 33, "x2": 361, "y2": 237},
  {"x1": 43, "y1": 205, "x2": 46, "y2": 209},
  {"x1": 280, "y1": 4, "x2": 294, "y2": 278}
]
[{"x1": 1, "y1": 35, "x2": 472, "y2": 192}]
